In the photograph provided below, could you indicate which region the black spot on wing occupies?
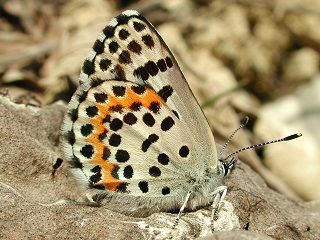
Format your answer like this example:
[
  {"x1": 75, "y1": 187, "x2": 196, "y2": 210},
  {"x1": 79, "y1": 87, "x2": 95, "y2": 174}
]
[
  {"x1": 53, "y1": 158, "x2": 63, "y2": 171},
  {"x1": 112, "y1": 85, "x2": 126, "y2": 97},
  {"x1": 110, "y1": 118, "x2": 123, "y2": 131},
  {"x1": 109, "y1": 104, "x2": 123, "y2": 113},
  {"x1": 143, "y1": 113, "x2": 155, "y2": 127},
  {"x1": 69, "y1": 109, "x2": 78, "y2": 122},
  {"x1": 103, "y1": 25, "x2": 115, "y2": 38},
  {"x1": 115, "y1": 149, "x2": 130, "y2": 162},
  {"x1": 116, "y1": 182, "x2": 128, "y2": 192},
  {"x1": 123, "y1": 165, "x2": 133, "y2": 179},
  {"x1": 109, "y1": 133, "x2": 121, "y2": 147},
  {"x1": 123, "y1": 112, "x2": 137, "y2": 125},
  {"x1": 131, "y1": 85, "x2": 146, "y2": 95},
  {"x1": 109, "y1": 41, "x2": 119, "y2": 53},
  {"x1": 67, "y1": 130, "x2": 75, "y2": 145},
  {"x1": 142, "y1": 35, "x2": 154, "y2": 48},
  {"x1": 161, "y1": 116, "x2": 175, "y2": 131},
  {"x1": 113, "y1": 65, "x2": 126, "y2": 79},
  {"x1": 149, "y1": 101, "x2": 160, "y2": 114},
  {"x1": 103, "y1": 115, "x2": 111, "y2": 123},
  {"x1": 130, "y1": 102, "x2": 142, "y2": 111},
  {"x1": 142, "y1": 134, "x2": 159, "y2": 152},
  {"x1": 111, "y1": 165, "x2": 120, "y2": 179},
  {"x1": 149, "y1": 166, "x2": 161, "y2": 177},
  {"x1": 165, "y1": 56, "x2": 173, "y2": 68},
  {"x1": 116, "y1": 14, "x2": 130, "y2": 25},
  {"x1": 158, "y1": 153, "x2": 169, "y2": 165},
  {"x1": 93, "y1": 40, "x2": 104, "y2": 54},
  {"x1": 80, "y1": 144, "x2": 94, "y2": 158},
  {"x1": 157, "y1": 59, "x2": 167, "y2": 72},
  {"x1": 99, "y1": 59, "x2": 112, "y2": 71},
  {"x1": 179, "y1": 145, "x2": 190, "y2": 158},
  {"x1": 172, "y1": 110, "x2": 180, "y2": 119},
  {"x1": 94, "y1": 92, "x2": 108, "y2": 103},
  {"x1": 133, "y1": 66, "x2": 149, "y2": 81},
  {"x1": 138, "y1": 181, "x2": 148, "y2": 193},
  {"x1": 102, "y1": 147, "x2": 111, "y2": 160},
  {"x1": 98, "y1": 129, "x2": 108, "y2": 141},
  {"x1": 119, "y1": 50, "x2": 131, "y2": 64},
  {"x1": 119, "y1": 29, "x2": 130, "y2": 40},
  {"x1": 78, "y1": 90, "x2": 88, "y2": 103},
  {"x1": 128, "y1": 40, "x2": 142, "y2": 54},
  {"x1": 81, "y1": 124, "x2": 94, "y2": 137},
  {"x1": 91, "y1": 165, "x2": 101, "y2": 173},
  {"x1": 158, "y1": 85, "x2": 173, "y2": 102},
  {"x1": 162, "y1": 187, "x2": 170, "y2": 195},
  {"x1": 82, "y1": 60, "x2": 95, "y2": 75},
  {"x1": 90, "y1": 166, "x2": 102, "y2": 184},
  {"x1": 145, "y1": 61, "x2": 158, "y2": 77},
  {"x1": 133, "y1": 21, "x2": 146, "y2": 32},
  {"x1": 86, "y1": 106, "x2": 98, "y2": 117}
]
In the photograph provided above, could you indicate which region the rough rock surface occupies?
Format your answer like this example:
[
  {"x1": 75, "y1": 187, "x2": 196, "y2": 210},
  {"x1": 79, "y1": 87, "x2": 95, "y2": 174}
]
[{"x1": 1, "y1": 96, "x2": 319, "y2": 239}]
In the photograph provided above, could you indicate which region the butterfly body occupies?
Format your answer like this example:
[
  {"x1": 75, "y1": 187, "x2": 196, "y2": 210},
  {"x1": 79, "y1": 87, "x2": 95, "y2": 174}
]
[
  {"x1": 61, "y1": 10, "x2": 226, "y2": 217},
  {"x1": 91, "y1": 167, "x2": 224, "y2": 217}
]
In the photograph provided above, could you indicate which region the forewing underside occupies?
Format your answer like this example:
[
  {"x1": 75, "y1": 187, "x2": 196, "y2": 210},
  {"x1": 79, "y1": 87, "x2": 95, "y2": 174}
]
[{"x1": 80, "y1": 10, "x2": 218, "y2": 169}]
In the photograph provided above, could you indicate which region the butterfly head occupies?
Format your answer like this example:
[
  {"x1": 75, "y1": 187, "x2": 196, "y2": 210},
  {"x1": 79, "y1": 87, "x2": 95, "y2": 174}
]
[{"x1": 219, "y1": 157, "x2": 236, "y2": 177}]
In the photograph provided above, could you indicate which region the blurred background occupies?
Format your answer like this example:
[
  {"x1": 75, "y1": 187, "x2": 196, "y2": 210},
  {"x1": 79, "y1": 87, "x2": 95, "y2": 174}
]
[{"x1": 1, "y1": 0, "x2": 319, "y2": 201}]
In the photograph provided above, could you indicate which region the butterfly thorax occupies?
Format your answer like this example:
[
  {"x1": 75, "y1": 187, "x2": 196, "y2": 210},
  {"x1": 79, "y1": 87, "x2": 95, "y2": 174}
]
[{"x1": 186, "y1": 162, "x2": 224, "y2": 193}]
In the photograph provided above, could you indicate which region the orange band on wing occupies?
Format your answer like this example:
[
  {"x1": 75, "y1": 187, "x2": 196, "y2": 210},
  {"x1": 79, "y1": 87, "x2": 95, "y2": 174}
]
[{"x1": 85, "y1": 86, "x2": 164, "y2": 191}]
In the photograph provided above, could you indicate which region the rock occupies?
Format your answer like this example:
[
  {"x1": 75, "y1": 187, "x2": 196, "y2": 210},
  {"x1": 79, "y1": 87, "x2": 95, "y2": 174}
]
[
  {"x1": 284, "y1": 6, "x2": 320, "y2": 49},
  {"x1": 0, "y1": 96, "x2": 319, "y2": 239},
  {"x1": 257, "y1": 75, "x2": 320, "y2": 200},
  {"x1": 283, "y1": 48, "x2": 319, "y2": 83}
]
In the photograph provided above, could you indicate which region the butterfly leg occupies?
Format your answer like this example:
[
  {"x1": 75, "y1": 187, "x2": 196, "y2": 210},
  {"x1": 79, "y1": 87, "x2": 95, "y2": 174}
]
[
  {"x1": 51, "y1": 158, "x2": 64, "y2": 178},
  {"x1": 210, "y1": 185, "x2": 228, "y2": 231},
  {"x1": 172, "y1": 189, "x2": 192, "y2": 229}
]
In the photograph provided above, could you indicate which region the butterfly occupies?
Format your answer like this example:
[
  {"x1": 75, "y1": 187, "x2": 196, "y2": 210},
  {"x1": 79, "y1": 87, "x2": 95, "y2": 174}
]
[{"x1": 60, "y1": 10, "x2": 300, "y2": 228}]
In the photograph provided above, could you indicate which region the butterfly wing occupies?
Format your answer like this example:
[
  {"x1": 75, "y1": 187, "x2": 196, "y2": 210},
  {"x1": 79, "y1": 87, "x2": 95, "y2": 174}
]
[
  {"x1": 62, "y1": 80, "x2": 200, "y2": 197},
  {"x1": 61, "y1": 10, "x2": 219, "y2": 201}
]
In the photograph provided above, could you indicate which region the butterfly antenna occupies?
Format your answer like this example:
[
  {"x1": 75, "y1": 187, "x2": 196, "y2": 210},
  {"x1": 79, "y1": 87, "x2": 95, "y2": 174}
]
[
  {"x1": 225, "y1": 133, "x2": 302, "y2": 160},
  {"x1": 219, "y1": 116, "x2": 249, "y2": 158}
]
